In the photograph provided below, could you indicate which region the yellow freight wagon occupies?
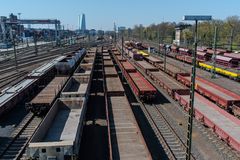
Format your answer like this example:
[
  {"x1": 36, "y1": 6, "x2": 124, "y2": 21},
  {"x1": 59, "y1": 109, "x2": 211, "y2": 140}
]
[
  {"x1": 138, "y1": 50, "x2": 149, "y2": 57},
  {"x1": 198, "y1": 62, "x2": 239, "y2": 79}
]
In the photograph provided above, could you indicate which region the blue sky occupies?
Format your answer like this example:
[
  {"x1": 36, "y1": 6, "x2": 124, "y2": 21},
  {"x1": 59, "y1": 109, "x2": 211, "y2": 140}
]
[{"x1": 0, "y1": 0, "x2": 240, "y2": 30}]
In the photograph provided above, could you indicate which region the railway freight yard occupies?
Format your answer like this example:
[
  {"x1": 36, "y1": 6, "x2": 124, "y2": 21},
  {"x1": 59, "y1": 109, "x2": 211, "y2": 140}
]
[{"x1": 1, "y1": 1, "x2": 240, "y2": 160}]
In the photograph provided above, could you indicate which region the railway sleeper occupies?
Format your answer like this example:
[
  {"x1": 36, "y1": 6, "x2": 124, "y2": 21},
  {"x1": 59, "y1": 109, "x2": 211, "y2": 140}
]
[
  {"x1": 7, "y1": 143, "x2": 24, "y2": 148},
  {"x1": 4, "y1": 150, "x2": 20, "y2": 155},
  {"x1": 2, "y1": 154, "x2": 17, "y2": 159},
  {"x1": 168, "y1": 143, "x2": 182, "y2": 148},
  {"x1": 174, "y1": 153, "x2": 186, "y2": 159},
  {"x1": 166, "y1": 140, "x2": 180, "y2": 146},
  {"x1": 12, "y1": 138, "x2": 27, "y2": 143},
  {"x1": 159, "y1": 129, "x2": 172, "y2": 133},
  {"x1": 160, "y1": 132, "x2": 175, "y2": 137}
]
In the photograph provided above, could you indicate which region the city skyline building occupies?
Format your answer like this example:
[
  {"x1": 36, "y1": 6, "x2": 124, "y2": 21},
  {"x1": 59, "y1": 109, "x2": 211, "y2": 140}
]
[{"x1": 79, "y1": 13, "x2": 86, "y2": 33}]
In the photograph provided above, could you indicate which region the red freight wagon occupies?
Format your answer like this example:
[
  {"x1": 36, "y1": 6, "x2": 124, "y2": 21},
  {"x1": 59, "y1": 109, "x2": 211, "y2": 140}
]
[
  {"x1": 113, "y1": 55, "x2": 126, "y2": 67},
  {"x1": 155, "y1": 63, "x2": 189, "y2": 78},
  {"x1": 177, "y1": 74, "x2": 240, "y2": 109},
  {"x1": 224, "y1": 53, "x2": 240, "y2": 61},
  {"x1": 144, "y1": 56, "x2": 163, "y2": 65},
  {"x1": 175, "y1": 92, "x2": 240, "y2": 152},
  {"x1": 147, "y1": 70, "x2": 189, "y2": 98},
  {"x1": 197, "y1": 51, "x2": 211, "y2": 61},
  {"x1": 179, "y1": 48, "x2": 192, "y2": 56},
  {"x1": 127, "y1": 72, "x2": 157, "y2": 101},
  {"x1": 121, "y1": 61, "x2": 136, "y2": 73},
  {"x1": 215, "y1": 55, "x2": 239, "y2": 68},
  {"x1": 135, "y1": 60, "x2": 159, "y2": 73},
  {"x1": 184, "y1": 56, "x2": 192, "y2": 64},
  {"x1": 176, "y1": 55, "x2": 185, "y2": 62},
  {"x1": 207, "y1": 49, "x2": 225, "y2": 55}
]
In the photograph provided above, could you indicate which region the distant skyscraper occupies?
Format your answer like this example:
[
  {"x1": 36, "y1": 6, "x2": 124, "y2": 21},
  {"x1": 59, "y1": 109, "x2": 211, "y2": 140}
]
[{"x1": 79, "y1": 13, "x2": 86, "y2": 33}]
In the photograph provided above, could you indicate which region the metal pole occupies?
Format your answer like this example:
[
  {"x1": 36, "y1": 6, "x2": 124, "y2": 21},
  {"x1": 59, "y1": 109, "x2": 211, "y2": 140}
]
[
  {"x1": 122, "y1": 35, "x2": 124, "y2": 59},
  {"x1": 121, "y1": 35, "x2": 124, "y2": 80},
  {"x1": 115, "y1": 30, "x2": 117, "y2": 45},
  {"x1": 229, "y1": 28, "x2": 233, "y2": 52},
  {"x1": 186, "y1": 20, "x2": 198, "y2": 160},
  {"x1": 55, "y1": 22, "x2": 58, "y2": 46},
  {"x1": 158, "y1": 27, "x2": 160, "y2": 56},
  {"x1": 211, "y1": 26, "x2": 218, "y2": 78},
  {"x1": 26, "y1": 38, "x2": 29, "y2": 47},
  {"x1": 34, "y1": 33, "x2": 38, "y2": 55},
  {"x1": 158, "y1": 43, "x2": 161, "y2": 56},
  {"x1": 13, "y1": 38, "x2": 18, "y2": 70},
  {"x1": 164, "y1": 46, "x2": 167, "y2": 72}
]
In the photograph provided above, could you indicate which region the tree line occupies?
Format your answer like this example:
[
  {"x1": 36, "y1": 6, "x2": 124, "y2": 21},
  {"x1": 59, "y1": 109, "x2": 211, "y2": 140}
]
[{"x1": 121, "y1": 16, "x2": 240, "y2": 51}]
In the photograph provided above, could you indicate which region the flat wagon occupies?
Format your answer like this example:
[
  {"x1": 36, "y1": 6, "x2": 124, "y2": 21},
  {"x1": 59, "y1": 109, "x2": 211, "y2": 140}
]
[
  {"x1": 108, "y1": 96, "x2": 151, "y2": 160},
  {"x1": 27, "y1": 98, "x2": 87, "y2": 160},
  {"x1": 147, "y1": 70, "x2": 189, "y2": 98},
  {"x1": 127, "y1": 72, "x2": 156, "y2": 101},
  {"x1": 135, "y1": 60, "x2": 159, "y2": 73},
  {"x1": 177, "y1": 74, "x2": 240, "y2": 109},
  {"x1": 105, "y1": 77, "x2": 125, "y2": 96},
  {"x1": 26, "y1": 76, "x2": 68, "y2": 115},
  {"x1": 175, "y1": 93, "x2": 240, "y2": 152}
]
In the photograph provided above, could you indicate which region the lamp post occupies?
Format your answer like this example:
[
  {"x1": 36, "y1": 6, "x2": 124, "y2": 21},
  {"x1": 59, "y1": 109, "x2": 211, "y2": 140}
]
[
  {"x1": 11, "y1": 28, "x2": 18, "y2": 70},
  {"x1": 13, "y1": 38, "x2": 18, "y2": 69},
  {"x1": 211, "y1": 26, "x2": 218, "y2": 78},
  {"x1": 183, "y1": 15, "x2": 212, "y2": 160},
  {"x1": 33, "y1": 31, "x2": 38, "y2": 55},
  {"x1": 121, "y1": 35, "x2": 124, "y2": 81},
  {"x1": 17, "y1": 13, "x2": 23, "y2": 48},
  {"x1": 158, "y1": 26, "x2": 160, "y2": 56},
  {"x1": 164, "y1": 45, "x2": 167, "y2": 72}
]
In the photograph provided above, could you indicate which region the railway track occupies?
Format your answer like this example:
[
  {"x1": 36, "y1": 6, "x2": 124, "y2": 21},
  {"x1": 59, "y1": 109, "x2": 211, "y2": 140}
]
[
  {"x1": 140, "y1": 101, "x2": 195, "y2": 160},
  {"x1": 0, "y1": 71, "x2": 28, "y2": 90},
  {"x1": 0, "y1": 71, "x2": 27, "y2": 83},
  {"x1": 0, "y1": 46, "x2": 60, "y2": 68},
  {"x1": 0, "y1": 43, "x2": 81, "y2": 82},
  {"x1": 193, "y1": 120, "x2": 240, "y2": 160},
  {"x1": 111, "y1": 47, "x2": 190, "y2": 159},
  {"x1": 0, "y1": 44, "x2": 81, "y2": 90},
  {"x1": 125, "y1": 51, "x2": 240, "y2": 159},
  {"x1": 0, "y1": 43, "x2": 80, "y2": 72},
  {"x1": 0, "y1": 44, "x2": 53, "y2": 63},
  {"x1": 0, "y1": 54, "x2": 59, "y2": 74},
  {"x1": 79, "y1": 49, "x2": 109, "y2": 160},
  {"x1": 0, "y1": 113, "x2": 42, "y2": 160}
]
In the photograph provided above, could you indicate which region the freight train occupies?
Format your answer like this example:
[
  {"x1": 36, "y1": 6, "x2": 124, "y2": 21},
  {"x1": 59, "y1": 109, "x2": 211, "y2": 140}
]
[
  {"x1": 127, "y1": 40, "x2": 240, "y2": 80},
  {"x1": 198, "y1": 62, "x2": 240, "y2": 80},
  {"x1": 113, "y1": 48, "x2": 157, "y2": 102},
  {"x1": 119, "y1": 44, "x2": 240, "y2": 152},
  {"x1": 103, "y1": 49, "x2": 152, "y2": 159},
  {"x1": 0, "y1": 55, "x2": 67, "y2": 117},
  {"x1": 26, "y1": 48, "x2": 96, "y2": 160},
  {"x1": 166, "y1": 45, "x2": 240, "y2": 80},
  {"x1": 121, "y1": 43, "x2": 240, "y2": 118},
  {"x1": 26, "y1": 48, "x2": 87, "y2": 115}
]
